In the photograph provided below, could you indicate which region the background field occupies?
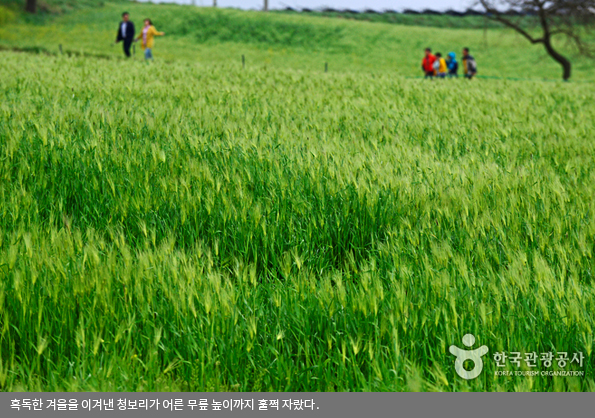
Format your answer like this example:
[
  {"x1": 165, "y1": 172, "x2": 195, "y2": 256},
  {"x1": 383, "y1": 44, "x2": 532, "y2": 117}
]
[
  {"x1": 0, "y1": 0, "x2": 594, "y2": 392},
  {"x1": 0, "y1": 0, "x2": 594, "y2": 80}
]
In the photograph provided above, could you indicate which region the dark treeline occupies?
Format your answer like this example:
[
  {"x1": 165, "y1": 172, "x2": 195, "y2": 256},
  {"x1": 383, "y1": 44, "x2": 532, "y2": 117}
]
[
  {"x1": 281, "y1": 7, "x2": 533, "y2": 17},
  {"x1": 274, "y1": 8, "x2": 537, "y2": 30}
]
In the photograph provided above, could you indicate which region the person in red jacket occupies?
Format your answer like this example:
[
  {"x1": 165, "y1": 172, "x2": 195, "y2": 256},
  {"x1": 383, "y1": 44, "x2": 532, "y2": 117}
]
[{"x1": 422, "y1": 48, "x2": 437, "y2": 79}]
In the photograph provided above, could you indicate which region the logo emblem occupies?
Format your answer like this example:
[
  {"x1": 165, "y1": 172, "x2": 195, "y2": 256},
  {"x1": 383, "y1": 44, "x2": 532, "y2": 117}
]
[{"x1": 449, "y1": 334, "x2": 489, "y2": 380}]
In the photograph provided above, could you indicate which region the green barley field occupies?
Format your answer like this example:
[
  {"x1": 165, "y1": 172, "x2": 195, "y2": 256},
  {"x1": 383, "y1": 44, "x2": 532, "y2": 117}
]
[{"x1": 0, "y1": 1, "x2": 594, "y2": 392}]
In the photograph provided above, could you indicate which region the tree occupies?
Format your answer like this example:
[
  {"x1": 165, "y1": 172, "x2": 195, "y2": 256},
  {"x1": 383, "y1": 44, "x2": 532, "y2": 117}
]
[
  {"x1": 25, "y1": 0, "x2": 37, "y2": 13},
  {"x1": 478, "y1": 0, "x2": 595, "y2": 80}
]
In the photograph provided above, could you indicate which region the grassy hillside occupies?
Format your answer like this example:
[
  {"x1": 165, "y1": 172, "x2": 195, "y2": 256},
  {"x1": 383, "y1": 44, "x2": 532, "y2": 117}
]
[
  {"x1": 0, "y1": 1, "x2": 593, "y2": 81},
  {"x1": 274, "y1": 9, "x2": 526, "y2": 29},
  {"x1": 0, "y1": 0, "x2": 116, "y2": 14}
]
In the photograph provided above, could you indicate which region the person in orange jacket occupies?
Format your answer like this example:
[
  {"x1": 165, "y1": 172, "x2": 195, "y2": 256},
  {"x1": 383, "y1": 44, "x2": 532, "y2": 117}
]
[
  {"x1": 421, "y1": 48, "x2": 437, "y2": 79},
  {"x1": 135, "y1": 18, "x2": 165, "y2": 61}
]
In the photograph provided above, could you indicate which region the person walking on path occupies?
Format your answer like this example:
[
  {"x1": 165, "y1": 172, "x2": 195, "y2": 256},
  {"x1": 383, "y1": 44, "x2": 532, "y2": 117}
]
[
  {"x1": 421, "y1": 48, "x2": 437, "y2": 79},
  {"x1": 447, "y1": 52, "x2": 458, "y2": 78},
  {"x1": 435, "y1": 53, "x2": 447, "y2": 78},
  {"x1": 462, "y1": 48, "x2": 478, "y2": 79},
  {"x1": 115, "y1": 12, "x2": 135, "y2": 58},
  {"x1": 136, "y1": 19, "x2": 165, "y2": 61}
]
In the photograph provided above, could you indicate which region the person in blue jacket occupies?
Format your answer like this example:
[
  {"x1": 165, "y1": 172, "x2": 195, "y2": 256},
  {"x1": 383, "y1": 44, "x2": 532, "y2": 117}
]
[{"x1": 446, "y1": 52, "x2": 458, "y2": 78}]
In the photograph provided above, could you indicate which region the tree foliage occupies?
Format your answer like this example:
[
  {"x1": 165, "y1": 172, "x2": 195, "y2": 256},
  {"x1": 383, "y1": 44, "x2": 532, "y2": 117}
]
[{"x1": 25, "y1": 0, "x2": 36, "y2": 13}]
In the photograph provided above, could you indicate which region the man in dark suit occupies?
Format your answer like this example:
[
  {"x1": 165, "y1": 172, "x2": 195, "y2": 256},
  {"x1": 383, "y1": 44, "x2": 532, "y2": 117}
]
[{"x1": 115, "y1": 12, "x2": 135, "y2": 58}]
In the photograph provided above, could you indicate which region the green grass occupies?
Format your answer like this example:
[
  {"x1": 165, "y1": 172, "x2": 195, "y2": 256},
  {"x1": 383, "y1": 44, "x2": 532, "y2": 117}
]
[
  {"x1": 0, "y1": 0, "x2": 116, "y2": 15},
  {"x1": 0, "y1": 2, "x2": 594, "y2": 392},
  {"x1": 1, "y1": 51, "x2": 594, "y2": 392},
  {"x1": 0, "y1": 2, "x2": 593, "y2": 81}
]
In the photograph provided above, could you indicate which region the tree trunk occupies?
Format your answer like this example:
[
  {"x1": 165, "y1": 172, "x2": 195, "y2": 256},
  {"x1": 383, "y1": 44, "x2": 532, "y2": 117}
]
[
  {"x1": 543, "y1": 36, "x2": 572, "y2": 81},
  {"x1": 264, "y1": 0, "x2": 268, "y2": 11},
  {"x1": 25, "y1": 0, "x2": 37, "y2": 13}
]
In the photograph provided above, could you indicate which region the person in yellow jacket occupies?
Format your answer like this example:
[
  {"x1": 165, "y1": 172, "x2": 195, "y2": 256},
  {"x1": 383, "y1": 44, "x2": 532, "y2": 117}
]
[
  {"x1": 135, "y1": 19, "x2": 165, "y2": 61},
  {"x1": 435, "y1": 53, "x2": 448, "y2": 78}
]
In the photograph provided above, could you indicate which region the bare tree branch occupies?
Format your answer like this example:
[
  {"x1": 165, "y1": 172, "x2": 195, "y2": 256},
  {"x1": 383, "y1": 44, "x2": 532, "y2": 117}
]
[
  {"x1": 478, "y1": 0, "x2": 595, "y2": 80},
  {"x1": 479, "y1": 1, "x2": 544, "y2": 43}
]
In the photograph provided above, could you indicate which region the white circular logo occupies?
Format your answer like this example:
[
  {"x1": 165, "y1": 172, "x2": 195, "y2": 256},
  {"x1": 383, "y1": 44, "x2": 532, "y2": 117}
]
[{"x1": 449, "y1": 334, "x2": 489, "y2": 380}]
